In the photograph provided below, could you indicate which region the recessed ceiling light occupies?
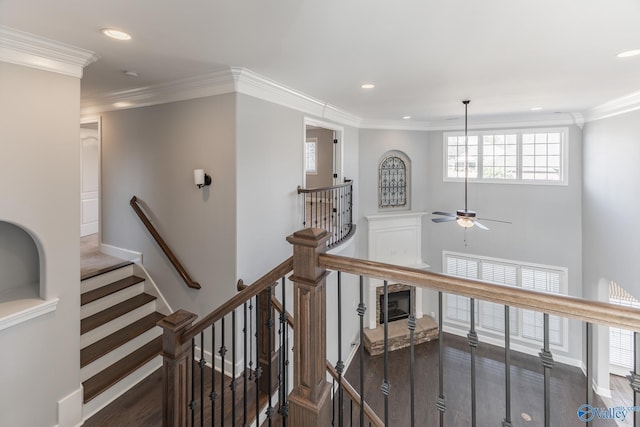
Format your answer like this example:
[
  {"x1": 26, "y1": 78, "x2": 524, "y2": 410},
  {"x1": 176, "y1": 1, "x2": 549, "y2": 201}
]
[
  {"x1": 617, "y1": 49, "x2": 640, "y2": 58},
  {"x1": 403, "y1": 116, "x2": 412, "y2": 120},
  {"x1": 531, "y1": 106, "x2": 543, "y2": 111},
  {"x1": 101, "y1": 28, "x2": 131, "y2": 41},
  {"x1": 361, "y1": 83, "x2": 375, "y2": 89},
  {"x1": 113, "y1": 101, "x2": 132, "y2": 108},
  {"x1": 122, "y1": 70, "x2": 139, "y2": 77}
]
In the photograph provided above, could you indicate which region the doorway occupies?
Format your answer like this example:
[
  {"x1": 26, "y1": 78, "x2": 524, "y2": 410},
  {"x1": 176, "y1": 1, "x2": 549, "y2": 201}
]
[
  {"x1": 303, "y1": 118, "x2": 343, "y2": 188},
  {"x1": 80, "y1": 118, "x2": 101, "y2": 237}
]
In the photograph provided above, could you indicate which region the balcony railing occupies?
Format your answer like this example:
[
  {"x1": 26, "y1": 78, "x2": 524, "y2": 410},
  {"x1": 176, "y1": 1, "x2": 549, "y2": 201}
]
[
  {"x1": 161, "y1": 228, "x2": 640, "y2": 426},
  {"x1": 298, "y1": 179, "x2": 355, "y2": 248}
]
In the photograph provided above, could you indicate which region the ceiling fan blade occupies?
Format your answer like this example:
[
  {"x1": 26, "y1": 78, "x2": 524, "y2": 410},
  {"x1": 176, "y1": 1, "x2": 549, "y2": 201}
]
[
  {"x1": 432, "y1": 217, "x2": 457, "y2": 223},
  {"x1": 477, "y1": 217, "x2": 512, "y2": 224},
  {"x1": 432, "y1": 211, "x2": 456, "y2": 217},
  {"x1": 473, "y1": 220, "x2": 490, "y2": 230}
]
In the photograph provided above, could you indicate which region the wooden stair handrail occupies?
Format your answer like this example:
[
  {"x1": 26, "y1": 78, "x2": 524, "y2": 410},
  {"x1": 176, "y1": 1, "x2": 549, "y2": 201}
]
[
  {"x1": 297, "y1": 179, "x2": 353, "y2": 194},
  {"x1": 130, "y1": 196, "x2": 200, "y2": 289},
  {"x1": 320, "y1": 253, "x2": 640, "y2": 331},
  {"x1": 237, "y1": 280, "x2": 385, "y2": 427},
  {"x1": 180, "y1": 256, "x2": 294, "y2": 344}
]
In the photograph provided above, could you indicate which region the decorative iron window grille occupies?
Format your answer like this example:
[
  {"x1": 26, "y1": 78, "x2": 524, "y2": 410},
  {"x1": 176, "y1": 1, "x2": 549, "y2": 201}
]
[{"x1": 379, "y1": 153, "x2": 409, "y2": 208}]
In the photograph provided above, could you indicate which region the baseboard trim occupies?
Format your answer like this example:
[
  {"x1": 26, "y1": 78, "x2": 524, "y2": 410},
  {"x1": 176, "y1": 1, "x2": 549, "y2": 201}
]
[
  {"x1": 56, "y1": 386, "x2": 83, "y2": 427},
  {"x1": 100, "y1": 243, "x2": 143, "y2": 264}
]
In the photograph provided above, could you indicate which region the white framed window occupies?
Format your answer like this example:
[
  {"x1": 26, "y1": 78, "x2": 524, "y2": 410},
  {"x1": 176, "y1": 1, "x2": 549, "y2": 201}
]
[
  {"x1": 609, "y1": 282, "x2": 640, "y2": 374},
  {"x1": 305, "y1": 138, "x2": 317, "y2": 174},
  {"x1": 443, "y1": 251, "x2": 567, "y2": 349},
  {"x1": 443, "y1": 127, "x2": 568, "y2": 185}
]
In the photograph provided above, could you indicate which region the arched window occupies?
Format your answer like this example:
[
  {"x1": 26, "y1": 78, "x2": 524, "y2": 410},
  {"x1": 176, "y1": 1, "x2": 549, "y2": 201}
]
[{"x1": 379, "y1": 151, "x2": 410, "y2": 209}]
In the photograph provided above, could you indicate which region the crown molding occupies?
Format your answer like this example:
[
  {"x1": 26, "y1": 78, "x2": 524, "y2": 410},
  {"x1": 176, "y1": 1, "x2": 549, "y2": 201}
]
[
  {"x1": 233, "y1": 68, "x2": 361, "y2": 127},
  {"x1": 361, "y1": 112, "x2": 584, "y2": 132},
  {"x1": 583, "y1": 90, "x2": 640, "y2": 123},
  {"x1": 81, "y1": 66, "x2": 362, "y2": 127},
  {"x1": 81, "y1": 69, "x2": 237, "y2": 115},
  {"x1": 0, "y1": 26, "x2": 97, "y2": 78}
]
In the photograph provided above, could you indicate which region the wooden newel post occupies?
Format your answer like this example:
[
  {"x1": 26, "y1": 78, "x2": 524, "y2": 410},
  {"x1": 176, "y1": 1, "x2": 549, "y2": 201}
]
[
  {"x1": 286, "y1": 228, "x2": 333, "y2": 426},
  {"x1": 158, "y1": 309, "x2": 198, "y2": 427}
]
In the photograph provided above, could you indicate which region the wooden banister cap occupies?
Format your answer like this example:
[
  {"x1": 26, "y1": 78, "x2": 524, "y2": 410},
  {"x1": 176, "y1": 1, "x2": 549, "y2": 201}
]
[
  {"x1": 286, "y1": 227, "x2": 331, "y2": 247},
  {"x1": 157, "y1": 309, "x2": 197, "y2": 331}
]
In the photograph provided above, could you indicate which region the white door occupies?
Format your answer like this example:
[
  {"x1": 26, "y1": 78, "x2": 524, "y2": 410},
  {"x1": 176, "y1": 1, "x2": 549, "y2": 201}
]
[{"x1": 80, "y1": 123, "x2": 99, "y2": 236}]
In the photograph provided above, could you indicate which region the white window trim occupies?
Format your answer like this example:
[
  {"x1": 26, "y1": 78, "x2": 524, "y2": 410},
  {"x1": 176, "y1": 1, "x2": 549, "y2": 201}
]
[
  {"x1": 442, "y1": 251, "x2": 569, "y2": 353},
  {"x1": 305, "y1": 137, "x2": 317, "y2": 175},
  {"x1": 443, "y1": 127, "x2": 569, "y2": 186}
]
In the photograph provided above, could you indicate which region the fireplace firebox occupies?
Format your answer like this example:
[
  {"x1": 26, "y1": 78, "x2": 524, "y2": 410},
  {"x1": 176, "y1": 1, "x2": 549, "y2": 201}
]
[{"x1": 379, "y1": 289, "x2": 411, "y2": 324}]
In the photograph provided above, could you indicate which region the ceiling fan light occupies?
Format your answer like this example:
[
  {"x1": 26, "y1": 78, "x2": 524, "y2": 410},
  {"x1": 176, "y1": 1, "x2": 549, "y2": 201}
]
[{"x1": 457, "y1": 217, "x2": 475, "y2": 228}]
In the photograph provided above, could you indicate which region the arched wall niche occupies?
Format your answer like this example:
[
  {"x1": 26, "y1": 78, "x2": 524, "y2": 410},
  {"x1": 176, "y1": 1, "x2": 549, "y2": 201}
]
[
  {"x1": 0, "y1": 220, "x2": 42, "y2": 301},
  {"x1": 378, "y1": 150, "x2": 411, "y2": 210}
]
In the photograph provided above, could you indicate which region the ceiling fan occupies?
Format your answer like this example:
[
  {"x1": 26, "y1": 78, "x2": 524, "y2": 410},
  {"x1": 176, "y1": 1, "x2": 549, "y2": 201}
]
[{"x1": 432, "y1": 100, "x2": 508, "y2": 231}]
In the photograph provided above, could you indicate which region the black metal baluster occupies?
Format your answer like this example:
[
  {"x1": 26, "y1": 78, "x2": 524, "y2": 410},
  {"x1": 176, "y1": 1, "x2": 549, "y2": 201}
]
[
  {"x1": 332, "y1": 378, "x2": 336, "y2": 425},
  {"x1": 200, "y1": 332, "x2": 205, "y2": 426},
  {"x1": 255, "y1": 293, "x2": 261, "y2": 426},
  {"x1": 302, "y1": 191, "x2": 307, "y2": 228},
  {"x1": 357, "y1": 276, "x2": 366, "y2": 427},
  {"x1": 336, "y1": 272, "x2": 345, "y2": 427},
  {"x1": 220, "y1": 317, "x2": 226, "y2": 427},
  {"x1": 314, "y1": 192, "x2": 318, "y2": 227},
  {"x1": 502, "y1": 306, "x2": 512, "y2": 427},
  {"x1": 381, "y1": 281, "x2": 390, "y2": 425},
  {"x1": 210, "y1": 326, "x2": 219, "y2": 427},
  {"x1": 232, "y1": 310, "x2": 237, "y2": 425},
  {"x1": 630, "y1": 332, "x2": 640, "y2": 426},
  {"x1": 267, "y1": 286, "x2": 274, "y2": 426},
  {"x1": 539, "y1": 313, "x2": 554, "y2": 427},
  {"x1": 243, "y1": 302, "x2": 248, "y2": 427},
  {"x1": 191, "y1": 338, "x2": 196, "y2": 427},
  {"x1": 585, "y1": 322, "x2": 593, "y2": 427},
  {"x1": 408, "y1": 287, "x2": 416, "y2": 427},
  {"x1": 468, "y1": 298, "x2": 478, "y2": 427},
  {"x1": 437, "y1": 292, "x2": 446, "y2": 427},
  {"x1": 280, "y1": 277, "x2": 289, "y2": 425}
]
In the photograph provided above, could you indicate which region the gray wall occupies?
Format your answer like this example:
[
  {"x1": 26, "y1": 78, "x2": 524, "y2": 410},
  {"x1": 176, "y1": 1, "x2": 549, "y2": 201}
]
[
  {"x1": 358, "y1": 125, "x2": 584, "y2": 360},
  {"x1": 0, "y1": 62, "x2": 82, "y2": 427},
  {"x1": 305, "y1": 127, "x2": 334, "y2": 188},
  {"x1": 101, "y1": 94, "x2": 238, "y2": 316},
  {"x1": 0, "y1": 221, "x2": 39, "y2": 292},
  {"x1": 583, "y1": 110, "x2": 640, "y2": 299},
  {"x1": 101, "y1": 92, "x2": 362, "y2": 369},
  {"x1": 358, "y1": 129, "x2": 430, "y2": 257}
]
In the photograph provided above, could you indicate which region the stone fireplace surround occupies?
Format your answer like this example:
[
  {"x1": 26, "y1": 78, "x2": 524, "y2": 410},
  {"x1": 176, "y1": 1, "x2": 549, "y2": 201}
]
[{"x1": 362, "y1": 212, "x2": 438, "y2": 355}]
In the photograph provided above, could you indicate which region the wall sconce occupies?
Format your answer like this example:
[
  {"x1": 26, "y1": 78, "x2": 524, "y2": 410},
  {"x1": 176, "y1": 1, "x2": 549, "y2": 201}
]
[{"x1": 194, "y1": 169, "x2": 211, "y2": 188}]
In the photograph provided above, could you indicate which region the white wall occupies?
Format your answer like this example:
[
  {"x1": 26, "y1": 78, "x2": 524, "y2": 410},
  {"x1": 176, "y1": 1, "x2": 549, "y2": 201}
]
[
  {"x1": 0, "y1": 62, "x2": 82, "y2": 427},
  {"x1": 583, "y1": 110, "x2": 640, "y2": 300}
]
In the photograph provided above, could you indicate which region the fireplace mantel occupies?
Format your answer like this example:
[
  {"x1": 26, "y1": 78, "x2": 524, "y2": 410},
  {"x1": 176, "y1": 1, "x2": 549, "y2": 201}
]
[{"x1": 365, "y1": 211, "x2": 429, "y2": 330}]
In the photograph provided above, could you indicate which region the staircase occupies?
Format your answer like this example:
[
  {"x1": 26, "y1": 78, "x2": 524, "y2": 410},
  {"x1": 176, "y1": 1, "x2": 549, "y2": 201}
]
[{"x1": 80, "y1": 262, "x2": 166, "y2": 419}]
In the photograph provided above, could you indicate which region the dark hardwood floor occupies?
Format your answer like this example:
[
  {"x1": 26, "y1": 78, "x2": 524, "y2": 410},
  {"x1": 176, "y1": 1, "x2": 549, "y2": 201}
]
[
  {"x1": 343, "y1": 333, "x2": 617, "y2": 427},
  {"x1": 84, "y1": 333, "x2": 619, "y2": 426}
]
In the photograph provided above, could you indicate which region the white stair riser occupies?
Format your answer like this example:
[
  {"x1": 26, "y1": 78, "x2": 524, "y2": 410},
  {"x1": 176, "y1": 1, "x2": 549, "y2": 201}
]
[
  {"x1": 82, "y1": 356, "x2": 162, "y2": 421},
  {"x1": 81, "y1": 302, "x2": 156, "y2": 349},
  {"x1": 81, "y1": 283, "x2": 145, "y2": 319},
  {"x1": 81, "y1": 265, "x2": 134, "y2": 293},
  {"x1": 81, "y1": 327, "x2": 162, "y2": 382}
]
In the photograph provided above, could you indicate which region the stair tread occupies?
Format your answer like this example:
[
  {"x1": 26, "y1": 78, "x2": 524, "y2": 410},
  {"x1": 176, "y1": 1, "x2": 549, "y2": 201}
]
[
  {"x1": 81, "y1": 312, "x2": 165, "y2": 368},
  {"x1": 81, "y1": 261, "x2": 134, "y2": 281},
  {"x1": 81, "y1": 293, "x2": 157, "y2": 335},
  {"x1": 82, "y1": 336, "x2": 162, "y2": 403},
  {"x1": 81, "y1": 275, "x2": 145, "y2": 306}
]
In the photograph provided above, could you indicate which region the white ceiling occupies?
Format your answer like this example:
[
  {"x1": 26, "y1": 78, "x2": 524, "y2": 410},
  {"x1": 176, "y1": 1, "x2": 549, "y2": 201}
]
[{"x1": 2, "y1": 0, "x2": 640, "y2": 124}]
